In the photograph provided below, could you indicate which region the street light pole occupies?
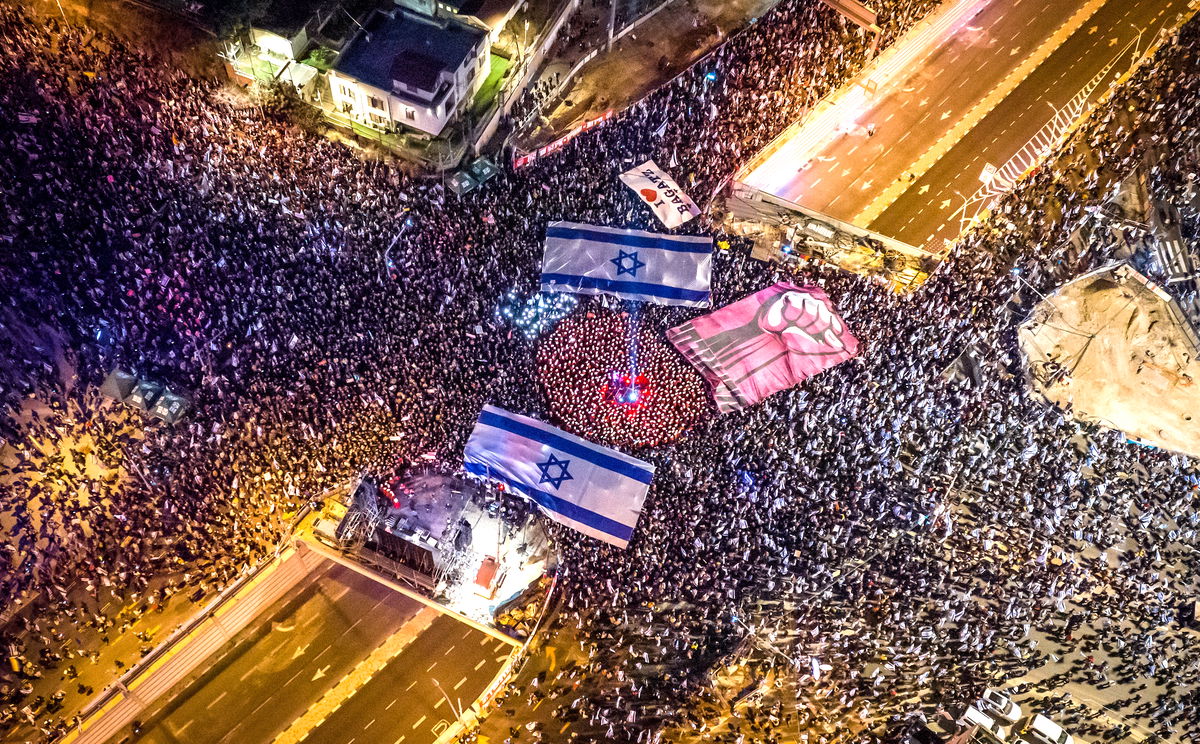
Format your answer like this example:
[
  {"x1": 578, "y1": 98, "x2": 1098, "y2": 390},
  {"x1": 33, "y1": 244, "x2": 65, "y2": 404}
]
[
  {"x1": 431, "y1": 676, "x2": 464, "y2": 720},
  {"x1": 606, "y1": 0, "x2": 618, "y2": 52},
  {"x1": 380, "y1": 217, "x2": 411, "y2": 285},
  {"x1": 1010, "y1": 267, "x2": 1051, "y2": 304}
]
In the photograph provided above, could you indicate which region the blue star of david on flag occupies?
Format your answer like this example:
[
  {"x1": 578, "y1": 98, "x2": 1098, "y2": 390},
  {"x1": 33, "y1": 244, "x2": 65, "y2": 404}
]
[
  {"x1": 610, "y1": 249, "x2": 646, "y2": 277},
  {"x1": 536, "y1": 453, "x2": 574, "y2": 489},
  {"x1": 540, "y1": 222, "x2": 712, "y2": 307},
  {"x1": 464, "y1": 406, "x2": 657, "y2": 548}
]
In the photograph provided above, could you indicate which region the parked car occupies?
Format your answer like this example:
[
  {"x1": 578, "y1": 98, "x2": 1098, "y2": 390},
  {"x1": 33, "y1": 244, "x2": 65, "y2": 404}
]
[
  {"x1": 958, "y1": 706, "x2": 1008, "y2": 742},
  {"x1": 1015, "y1": 714, "x2": 1073, "y2": 744},
  {"x1": 978, "y1": 689, "x2": 1023, "y2": 724}
]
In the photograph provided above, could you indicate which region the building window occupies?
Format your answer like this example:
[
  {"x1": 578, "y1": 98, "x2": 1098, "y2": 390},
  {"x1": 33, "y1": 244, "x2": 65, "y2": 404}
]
[
  {"x1": 406, "y1": 108, "x2": 415, "y2": 121},
  {"x1": 370, "y1": 112, "x2": 387, "y2": 126},
  {"x1": 340, "y1": 85, "x2": 353, "y2": 98},
  {"x1": 369, "y1": 95, "x2": 384, "y2": 110}
]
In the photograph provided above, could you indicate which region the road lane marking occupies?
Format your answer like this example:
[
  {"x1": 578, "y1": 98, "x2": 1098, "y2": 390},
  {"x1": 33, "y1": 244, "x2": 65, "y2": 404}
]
[
  {"x1": 477, "y1": 635, "x2": 490, "y2": 646},
  {"x1": 239, "y1": 664, "x2": 259, "y2": 681},
  {"x1": 406, "y1": 680, "x2": 417, "y2": 691},
  {"x1": 365, "y1": 719, "x2": 376, "y2": 729},
  {"x1": 443, "y1": 645, "x2": 456, "y2": 656},
  {"x1": 453, "y1": 676, "x2": 467, "y2": 690},
  {"x1": 248, "y1": 694, "x2": 278, "y2": 717},
  {"x1": 435, "y1": 698, "x2": 445, "y2": 709},
  {"x1": 413, "y1": 715, "x2": 427, "y2": 729},
  {"x1": 206, "y1": 690, "x2": 228, "y2": 710},
  {"x1": 386, "y1": 699, "x2": 397, "y2": 710},
  {"x1": 426, "y1": 661, "x2": 437, "y2": 671},
  {"x1": 474, "y1": 659, "x2": 487, "y2": 670}
]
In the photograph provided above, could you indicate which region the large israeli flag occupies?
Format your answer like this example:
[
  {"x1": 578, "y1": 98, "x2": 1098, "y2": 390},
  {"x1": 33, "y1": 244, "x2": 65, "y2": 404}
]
[
  {"x1": 540, "y1": 221, "x2": 712, "y2": 307},
  {"x1": 463, "y1": 405, "x2": 654, "y2": 549}
]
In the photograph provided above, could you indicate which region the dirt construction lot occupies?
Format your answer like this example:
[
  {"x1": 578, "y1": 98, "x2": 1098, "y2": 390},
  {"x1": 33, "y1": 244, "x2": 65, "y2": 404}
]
[{"x1": 1019, "y1": 264, "x2": 1200, "y2": 457}]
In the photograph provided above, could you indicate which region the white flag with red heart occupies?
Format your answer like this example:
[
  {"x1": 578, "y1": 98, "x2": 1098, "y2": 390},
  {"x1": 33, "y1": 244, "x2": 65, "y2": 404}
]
[{"x1": 619, "y1": 160, "x2": 701, "y2": 228}]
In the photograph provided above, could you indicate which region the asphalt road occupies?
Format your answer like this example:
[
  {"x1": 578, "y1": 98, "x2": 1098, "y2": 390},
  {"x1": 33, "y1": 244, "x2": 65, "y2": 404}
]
[
  {"x1": 868, "y1": 0, "x2": 1194, "y2": 249},
  {"x1": 122, "y1": 560, "x2": 423, "y2": 744},
  {"x1": 738, "y1": 0, "x2": 1192, "y2": 253},
  {"x1": 302, "y1": 614, "x2": 511, "y2": 744},
  {"x1": 741, "y1": 0, "x2": 1085, "y2": 222}
]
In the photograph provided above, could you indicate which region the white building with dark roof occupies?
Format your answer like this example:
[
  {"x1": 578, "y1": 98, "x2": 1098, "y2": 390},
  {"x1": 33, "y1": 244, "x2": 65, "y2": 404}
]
[{"x1": 329, "y1": 7, "x2": 489, "y2": 136}]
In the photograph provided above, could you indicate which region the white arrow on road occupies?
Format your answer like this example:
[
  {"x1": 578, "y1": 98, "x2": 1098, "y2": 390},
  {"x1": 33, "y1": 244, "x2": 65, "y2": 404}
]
[
  {"x1": 291, "y1": 643, "x2": 311, "y2": 660},
  {"x1": 311, "y1": 665, "x2": 331, "y2": 681}
]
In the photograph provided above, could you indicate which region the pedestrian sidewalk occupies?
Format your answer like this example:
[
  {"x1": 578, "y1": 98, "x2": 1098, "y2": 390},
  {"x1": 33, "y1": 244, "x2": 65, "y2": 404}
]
[
  {"x1": 2, "y1": 580, "x2": 208, "y2": 741},
  {"x1": 471, "y1": 617, "x2": 589, "y2": 743},
  {"x1": 512, "y1": 0, "x2": 780, "y2": 152}
]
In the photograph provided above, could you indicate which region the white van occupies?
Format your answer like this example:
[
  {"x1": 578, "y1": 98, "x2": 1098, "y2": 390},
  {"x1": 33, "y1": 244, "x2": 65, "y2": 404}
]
[
  {"x1": 1015, "y1": 714, "x2": 1073, "y2": 744},
  {"x1": 959, "y1": 706, "x2": 1008, "y2": 741}
]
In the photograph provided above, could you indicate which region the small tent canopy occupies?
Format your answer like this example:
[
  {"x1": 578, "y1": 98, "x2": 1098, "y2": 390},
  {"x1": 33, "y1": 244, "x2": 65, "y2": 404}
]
[
  {"x1": 447, "y1": 171, "x2": 478, "y2": 196},
  {"x1": 99, "y1": 368, "x2": 137, "y2": 402},
  {"x1": 150, "y1": 389, "x2": 191, "y2": 424},
  {"x1": 127, "y1": 380, "x2": 164, "y2": 411},
  {"x1": 467, "y1": 156, "x2": 498, "y2": 184}
]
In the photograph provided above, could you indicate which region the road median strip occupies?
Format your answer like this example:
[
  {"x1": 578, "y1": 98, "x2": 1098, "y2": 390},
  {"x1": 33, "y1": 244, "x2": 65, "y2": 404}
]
[{"x1": 273, "y1": 606, "x2": 442, "y2": 744}]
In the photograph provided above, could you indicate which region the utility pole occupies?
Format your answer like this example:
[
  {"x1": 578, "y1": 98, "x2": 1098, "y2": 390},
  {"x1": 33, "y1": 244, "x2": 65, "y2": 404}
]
[{"x1": 606, "y1": 0, "x2": 618, "y2": 52}]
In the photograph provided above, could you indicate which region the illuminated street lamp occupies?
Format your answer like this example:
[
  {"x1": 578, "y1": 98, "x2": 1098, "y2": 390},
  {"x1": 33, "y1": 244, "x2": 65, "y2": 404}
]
[
  {"x1": 1010, "y1": 266, "x2": 1051, "y2": 304},
  {"x1": 380, "y1": 215, "x2": 414, "y2": 284}
]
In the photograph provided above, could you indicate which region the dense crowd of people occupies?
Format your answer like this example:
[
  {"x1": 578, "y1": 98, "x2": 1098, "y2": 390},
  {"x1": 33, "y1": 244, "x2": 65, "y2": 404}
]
[{"x1": 0, "y1": 0, "x2": 1198, "y2": 742}]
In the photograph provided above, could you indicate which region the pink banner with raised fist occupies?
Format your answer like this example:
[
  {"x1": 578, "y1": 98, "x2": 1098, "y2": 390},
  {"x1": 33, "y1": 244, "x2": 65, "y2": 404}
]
[{"x1": 666, "y1": 282, "x2": 859, "y2": 413}]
